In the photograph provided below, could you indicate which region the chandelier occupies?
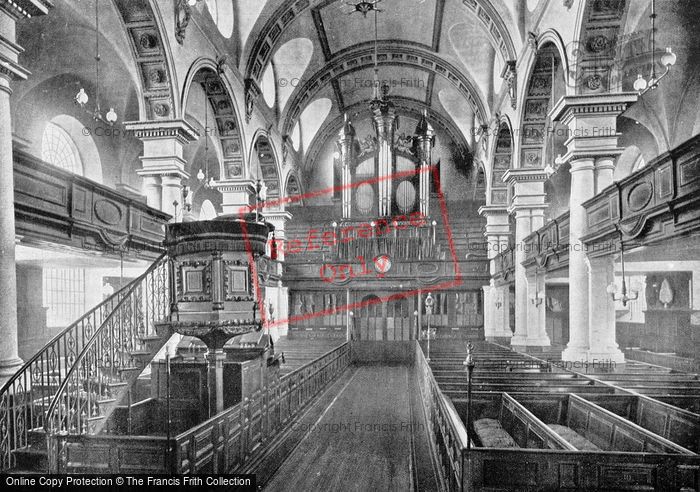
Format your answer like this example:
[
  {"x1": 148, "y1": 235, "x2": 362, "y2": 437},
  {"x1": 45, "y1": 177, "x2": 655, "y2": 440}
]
[
  {"x1": 345, "y1": 0, "x2": 383, "y2": 17},
  {"x1": 632, "y1": 0, "x2": 676, "y2": 94},
  {"x1": 197, "y1": 79, "x2": 216, "y2": 189},
  {"x1": 74, "y1": 0, "x2": 117, "y2": 125},
  {"x1": 607, "y1": 233, "x2": 639, "y2": 307}
]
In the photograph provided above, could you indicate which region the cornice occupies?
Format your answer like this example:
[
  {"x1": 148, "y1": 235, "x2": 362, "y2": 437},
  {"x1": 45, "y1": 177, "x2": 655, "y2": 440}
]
[
  {"x1": 124, "y1": 119, "x2": 199, "y2": 144},
  {"x1": 550, "y1": 93, "x2": 639, "y2": 124},
  {"x1": 0, "y1": 0, "x2": 51, "y2": 19},
  {"x1": 503, "y1": 168, "x2": 549, "y2": 184}
]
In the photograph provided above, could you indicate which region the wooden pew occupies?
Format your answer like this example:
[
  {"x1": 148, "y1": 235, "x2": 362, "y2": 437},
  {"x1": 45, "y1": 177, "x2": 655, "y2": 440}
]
[
  {"x1": 439, "y1": 380, "x2": 605, "y2": 394},
  {"x1": 581, "y1": 394, "x2": 700, "y2": 453},
  {"x1": 654, "y1": 396, "x2": 700, "y2": 414},
  {"x1": 515, "y1": 394, "x2": 696, "y2": 455},
  {"x1": 460, "y1": 393, "x2": 575, "y2": 451}
]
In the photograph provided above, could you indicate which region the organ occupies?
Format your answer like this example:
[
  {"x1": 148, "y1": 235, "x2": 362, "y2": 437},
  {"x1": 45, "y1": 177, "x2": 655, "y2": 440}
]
[{"x1": 284, "y1": 101, "x2": 488, "y2": 341}]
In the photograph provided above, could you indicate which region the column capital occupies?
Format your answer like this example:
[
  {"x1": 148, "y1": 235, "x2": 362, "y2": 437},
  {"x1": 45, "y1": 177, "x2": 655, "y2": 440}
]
[
  {"x1": 594, "y1": 156, "x2": 616, "y2": 170},
  {"x1": 0, "y1": 56, "x2": 30, "y2": 83},
  {"x1": 478, "y1": 205, "x2": 509, "y2": 218},
  {"x1": 213, "y1": 179, "x2": 256, "y2": 195},
  {"x1": 215, "y1": 179, "x2": 256, "y2": 215},
  {"x1": 569, "y1": 158, "x2": 596, "y2": 173},
  {"x1": 503, "y1": 168, "x2": 549, "y2": 185},
  {"x1": 124, "y1": 119, "x2": 199, "y2": 145},
  {"x1": 263, "y1": 210, "x2": 293, "y2": 228},
  {"x1": 136, "y1": 166, "x2": 189, "y2": 180},
  {"x1": 550, "y1": 93, "x2": 639, "y2": 124},
  {"x1": 508, "y1": 203, "x2": 548, "y2": 216},
  {"x1": 550, "y1": 93, "x2": 638, "y2": 163},
  {"x1": 0, "y1": 0, "x2": 51, "y2": 19}
]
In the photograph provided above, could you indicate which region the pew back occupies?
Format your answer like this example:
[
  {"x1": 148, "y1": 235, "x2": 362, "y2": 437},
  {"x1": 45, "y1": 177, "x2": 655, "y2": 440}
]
[
  {"x1": 566, "y1": 395, "x2": 695, "y2": 454},
  {"x1": 583, "y1": 394, "x2": 700, "y2": 453}
]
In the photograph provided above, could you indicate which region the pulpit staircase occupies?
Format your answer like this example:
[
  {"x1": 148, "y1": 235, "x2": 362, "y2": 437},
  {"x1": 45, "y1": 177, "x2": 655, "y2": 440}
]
[{"x1": 0, "y1": 254, "x2": 172, "y2": 473}]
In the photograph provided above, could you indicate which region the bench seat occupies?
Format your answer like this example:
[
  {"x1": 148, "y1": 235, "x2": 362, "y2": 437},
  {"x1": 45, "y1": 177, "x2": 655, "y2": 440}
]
[
  {"x1": 474, "y1": 419, "x2": 518, "y2": 448},
  {"x1": 548, "y1": 424, "x2": 601, "y2": 451}
]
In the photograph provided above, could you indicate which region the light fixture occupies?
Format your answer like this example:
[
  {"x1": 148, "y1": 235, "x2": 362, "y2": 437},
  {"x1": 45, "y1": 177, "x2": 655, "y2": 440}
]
[
  {"x1": 633, "y1": 0, "x2": 676, "y2": 96},
  {"x1": 544, "y1": 153, "x2": 566, "y2": 178},
  {"x1": 345, "y1": 0, "x2": 383, "y2": 17},
  {"x1": 529, "y1": 269, "x2": 546, "y2": 306},
  {"x1": 182, "y1": 186, "x2": 193, "y2": 213},
  {"x1": 530, "y1": 291, "x2": 545, "y2": 307},
  {"x1": 253, "y1": 179, "x2": 268, "y2": 223},
  {"x1": 75, "y1": 0, "x2": 118, "y2": 125},
  {"x1": 197, "y1": 79, "x2": 216, "y2": 190},
  {"x1": 607, "y1": 234, "x2": 639, "y2": 307}
]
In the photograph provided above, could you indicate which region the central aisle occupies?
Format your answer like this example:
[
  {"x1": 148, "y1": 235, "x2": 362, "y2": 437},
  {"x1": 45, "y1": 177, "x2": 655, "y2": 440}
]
[{"x1": 264, "y1": 365, "x2": 439, "y2": 491}]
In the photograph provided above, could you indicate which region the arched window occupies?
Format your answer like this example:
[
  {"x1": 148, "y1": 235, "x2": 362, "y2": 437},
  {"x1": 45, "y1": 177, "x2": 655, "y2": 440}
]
[
  {"x1": 199, "y1": 200, "x2": 217, "y2": 220},
  {"x1": 41, "y1": 122, "x2": 83, "y2": 175},
  {"x1": 206, "y1": 0, "x2": 234, "y2": 38}
]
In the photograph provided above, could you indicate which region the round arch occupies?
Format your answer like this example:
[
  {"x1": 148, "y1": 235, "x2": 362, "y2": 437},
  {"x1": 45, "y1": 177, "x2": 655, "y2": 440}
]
[
  {"x1": 249, "y1": 130, "x2": 283, "y2": 203},
  {"x1": 472, "y1": 161, "x2": 487, "y2": 203},
  {"x1": 48, "y1": 115, "x2": 103, "y2": 183},
  {"x1": 487, "y1": 119, "x2": 513, "y2": 206},
  {"x1": 516, "y1": 42, "x2": 568, "y2": 170},
  {"x1": 536, "y1": 29, "x2": 573, "y2": 96},
  {"x1": 113, "y1": 0, "x2": 180, "y2": 120},
  {"x1": 284, "y1": 173, "x2": 304, "y2": 206},
  {"x1": 182, "y1": 60, "x2": 246, "y2": 180}
]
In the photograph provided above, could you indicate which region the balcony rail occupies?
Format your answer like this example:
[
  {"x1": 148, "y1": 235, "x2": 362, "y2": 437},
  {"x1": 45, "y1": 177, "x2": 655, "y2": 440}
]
[
  {"x1": 494, "y1": 247, "x2": 515, "y2": 281},
  {"x1": 522, "y1": 212, "x2": 570, "y2": 269},
  {"x1": 13, "y1": 147, "x2": 168, "y2": 259},
  {"x1": 582, "y1": 134, "x2": 700, "y2": 247}
]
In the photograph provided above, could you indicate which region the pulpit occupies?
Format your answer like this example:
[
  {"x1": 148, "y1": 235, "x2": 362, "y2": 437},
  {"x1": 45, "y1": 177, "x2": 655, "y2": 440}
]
[{"x1": 157, "y1": 217, "x2": 273, "y2": 416}]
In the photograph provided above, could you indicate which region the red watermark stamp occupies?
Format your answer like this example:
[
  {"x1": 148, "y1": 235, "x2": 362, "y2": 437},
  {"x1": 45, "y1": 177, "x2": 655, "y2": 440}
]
[{"x1": 239, "y1": 166, "x2": 461, "y2": 329}]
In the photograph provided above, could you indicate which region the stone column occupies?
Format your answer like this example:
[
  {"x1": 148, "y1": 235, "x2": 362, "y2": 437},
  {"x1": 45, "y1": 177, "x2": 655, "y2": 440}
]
[
  {"x1": 478, "y1": 205, "x2": 512, "y2": 341},
  {"x1": 550, "y1": 93, "x2": 637, "y2": 363},
  {"x1": 124, "y1": 120, "x2": 198, "y2": 214},
  {"x1": 482, "y1": 283, "x2": 511, "y2": 342},
  {"x1": 595, "y1": 157, "x2": 615, "y2": 194},
  {"x1": 0, "y1": 72, "x2": 22, "y2": 379},
  {"x1": 0, "y1": 0, "x2": 52, "y2": 381},
  {"x1": 562, "y1": 157, "x2": 596, "y2": 361},
  {"x1": 264, "y1": 211, "x2": 292, "y2": 339},
  {"x1": 587, "y1": 255, "x2": 625, "y2": 364},
  {"x1": 504, "y1": 169, "x2": 548, "y2": 350},
  {"x1": 161, "y1": 175, "x2": 185, "y2": 218},
  {"x1": 264, "y1": 211, "x2": 293, "y2": 262},
  {"x1": 525, "y1": 267, "x2": 550, "y2": 346},
  {"x1": 142, "y1": 175, "x2": 161, "y2": 211}
]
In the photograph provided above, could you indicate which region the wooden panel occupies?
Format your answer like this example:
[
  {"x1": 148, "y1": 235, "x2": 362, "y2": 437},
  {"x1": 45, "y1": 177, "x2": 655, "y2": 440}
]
[{"x1": 13, "y1": 148, "x2": 168, "y2": 258}]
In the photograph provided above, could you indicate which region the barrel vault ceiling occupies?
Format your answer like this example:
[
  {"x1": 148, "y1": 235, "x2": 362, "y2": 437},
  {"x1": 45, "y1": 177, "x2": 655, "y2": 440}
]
[{"x1": 240, "y1": 0, "x2": 523, "y2": 168}]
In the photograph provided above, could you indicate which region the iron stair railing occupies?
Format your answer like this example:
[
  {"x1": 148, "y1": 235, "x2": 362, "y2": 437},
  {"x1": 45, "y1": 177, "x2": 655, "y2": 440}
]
[
  {"x1": 44, "y1": 254, "x2": 171, "y2": 470},
  {"x1": 0, "y1": 253, "x2": 170, "y2": 472}
]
